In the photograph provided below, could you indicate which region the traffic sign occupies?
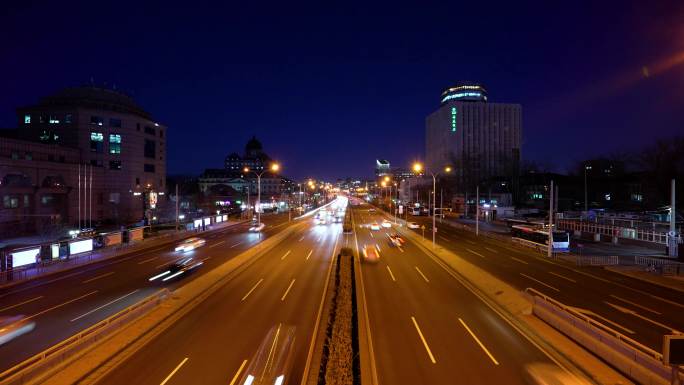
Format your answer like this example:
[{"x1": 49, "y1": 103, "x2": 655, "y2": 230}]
[{"x1": 664, "y1": 334, "x2": 684, "y2": 365}]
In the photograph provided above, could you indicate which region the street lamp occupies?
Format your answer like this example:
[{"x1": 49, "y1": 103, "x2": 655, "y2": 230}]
[
  {"x1": 584, "y1": 164, "x2": 592, "y2": 214},
  {"x1": 413, "y1": 162, "x2": 452, "y2": 248},
  {"x1": 244, "y1": 163, "x2": 280, "y2": 227}
]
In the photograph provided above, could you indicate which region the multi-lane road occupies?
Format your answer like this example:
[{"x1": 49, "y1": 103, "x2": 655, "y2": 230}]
[
  {"x1": 0, "y1": 213, "x2": 290, "y2": 372},
  {"x1": 384, "y1": 209, "x2": 684, "y2": 352},
  {"x1": 95, "y1": 217, "x2": 341, "y2": 385}
]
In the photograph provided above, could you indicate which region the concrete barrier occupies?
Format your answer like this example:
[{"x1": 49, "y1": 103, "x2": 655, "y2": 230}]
[
  {"x1": 0, "y1": 289, "x2": 170, "y2": 385},
  {"x1": 529, "y1": 289, "x2": 683, "y2": 385}
]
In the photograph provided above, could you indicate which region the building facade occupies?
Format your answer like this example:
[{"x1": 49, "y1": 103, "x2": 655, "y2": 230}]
[
  {"x1": 1, "y1": 86, "x2": 167, "y2": 235},
  {"x1": 426, "y1": 82, "x2": 521, "y2": 193}
]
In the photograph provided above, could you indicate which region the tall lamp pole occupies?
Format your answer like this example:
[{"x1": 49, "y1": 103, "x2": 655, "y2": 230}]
[
  {"x1": 584, "y1": 165, "x2": 592, "y2": 214},
  {"x1": 244, "y1": 163, "x2": 280, "y2": 226},
  {"x1": 413, "y1": 163, "x2": 451, "y2": 248}
]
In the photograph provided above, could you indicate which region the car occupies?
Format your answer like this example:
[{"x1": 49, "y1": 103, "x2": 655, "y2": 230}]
[
  {"x1": 368, "y1": 208, "x2": 376, "y2": 213},
  {"x1": 362, "y1": 245, "x2": 380, "y2": 263},
  {"x1": 381, "y1": 220, "x2": 392, "y2": 228},
  {"x1": 149, "y1": 257, "x2": 203, "y2": 282},
  {"x1": 407, "y1": 221, "x2": 420, "y2": 229},
  {"x1": 174, "y1": 237, "x2": 206, "y2": 252},
  {"x1": 249, "y1": 222, "x2": 266, "y2": 232},
  {"x1": 0, "y1": 316, "x2": 35, "y2": 346},
  {"x1": 388, "y1": 234, "x2": 405, "y2": 247},
  {"x1": 370, "y1": 222, "x2": 381, "y2": 231},
  {"x1": 238, "y1": 324, "x2": 296, "y2": 385}
]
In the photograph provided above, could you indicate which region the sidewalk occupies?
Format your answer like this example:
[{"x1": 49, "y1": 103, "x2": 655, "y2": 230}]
[
  {"x1": 604, "y1": 265, "x2": 684, "y2": 293},
  {"x1": 0, "y1": 220, "x2": 245, "y2": 290}
]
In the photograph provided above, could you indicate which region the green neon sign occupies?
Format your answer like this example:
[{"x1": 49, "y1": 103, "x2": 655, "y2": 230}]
[{"x1": 451, "y1": 107, "x2": 457, "y2": 132}]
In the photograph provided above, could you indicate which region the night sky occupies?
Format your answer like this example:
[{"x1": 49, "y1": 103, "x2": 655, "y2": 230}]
[{"x1": 1, "y1": 1, "x2": 683, "y2": 181}]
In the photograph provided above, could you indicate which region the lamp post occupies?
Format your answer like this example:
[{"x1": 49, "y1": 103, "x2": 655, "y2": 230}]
[
  {"x1": 413, "y1": 163, "x2": 451, "y2": 248},
  {"x1": 584, "y1": 164, "x2": 592, "y2": 214},
  {"x1": 244, "y1": 163, "x2": 280, "y2": 227}
]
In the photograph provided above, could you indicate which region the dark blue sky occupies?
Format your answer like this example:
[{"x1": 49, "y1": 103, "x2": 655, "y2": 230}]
[{"x1": 1, "y1": 1, "x2": 683, "y2": 180}]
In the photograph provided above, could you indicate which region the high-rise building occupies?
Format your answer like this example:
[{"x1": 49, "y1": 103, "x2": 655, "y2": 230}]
[
  {"x1": 426, "y1": 82, "x2": 521, "y2": 192},
  {"x1": 375, "y1": 159, "x2": 390, "y2": 177}
]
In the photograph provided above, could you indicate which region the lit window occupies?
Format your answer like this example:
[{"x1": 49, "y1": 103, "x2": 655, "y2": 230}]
[
  {"x1": 604, "y1": 194, "x2": 611, "y2": 201},
  {"x1": 109, "y1": 134, "x2": 122, "y2": 154},
  {"x1": 90, "y1": 132, "x2": 104, "y2": 153},
  {"x1": 90, "y1": 116, "x2": 104, "y2": 126},
  {"x1": 24, "y1": 114, "x2": 31, "y2": 124},
  {"x1": 49, "y1": 115, "x2": 60, "y2": 124}
]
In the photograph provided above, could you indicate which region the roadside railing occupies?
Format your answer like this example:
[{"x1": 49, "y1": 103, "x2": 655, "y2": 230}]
[{"x1": 0, "y1": 289, "x2": 170, "y2": 385}]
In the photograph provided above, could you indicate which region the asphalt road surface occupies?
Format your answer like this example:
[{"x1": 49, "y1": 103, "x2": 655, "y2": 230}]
[
  {"x1": 0, "y1": 213, "x2": 290, "y2": 372},
  {"x1": 95, "y1": 219, "x2": 341, "y2": 385}
]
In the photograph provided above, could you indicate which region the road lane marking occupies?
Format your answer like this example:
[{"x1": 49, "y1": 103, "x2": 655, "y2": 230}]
[
  {"x1": 0, "y1": 296, "x2": 44, "y2": 313},
  {"x1": 459, "y1": 318, "x2": 499, "y2": 365},
  {"x1": 650, "y1": 295, "x2": 684, "y2": 309},
  {"x1": 415, "y1": 266, "x2": 429, "y2": 283},
  {"x1": 281, "y1": 279, "x2": 296, "y2": 301},
  {"x1": 281, "y1": 250, "x2": 291, "y2": 260},
  {"x1": 306, "y1": 250, "x2": 313, "y2": 261},
  {"x1": 411, "y1": 316, "x2": 436, "y2": 364},
  {"x1": 397, "y1": 246, "x2": 404, "y2": 253},
  {"x1": 466, "y1": 248, "x2": 486, "y2": 258},
  {"x1": 27, "y1": 290, "x2": 98, "y2": 320},
  {"x1": 520, "y1": 273, "x2": 559, "y2": 292},
  {"x1": 369, "y1": 232, "x2": 374, "y2": 238},
  {"x1": 81, "y1": 271, "x2": 115, "y2": 284},
  {"x1": 548, "y1": 271, "x2": 576, "y2": 283},
  {"x1": 484, "y1": 247, "x2": 498, "y2": 253},
  {"x1": 609, "y1": 295, "x2": 660, "y2": 315},
  {"x1": 605, "y1": 302, "x2": 680, "y2": 333},
  {"x1": 230, "y1": 241, "x2": 244, "y2": 248},
  {"x1": 155, "y1": 261, "x2": 172, "y2": 269},
  {"x1": 160, "y1": 357, "x2": 188, "y2": 385},
  {"x1": 510, "y1": 257, "x2": 529, "y2": 265},
  {"x1": 299, "y1": 236, "x2": 305, "y2": 242},
  {"x1": 137, "y1": 256, "x2": 158, "y2": 265},
  {"x1": 70, "y1": 289, "x2": 140, "y2": 322},
  {"x1": 241, "y1": 279, "x2": 264, "y2": 301},
  {"x1": 386, "y1": 266, "x2": 396, "y2": 282},
  {"x1": 208, "y1": 240, "x2": 225, "y2": 248},
  {"x1": 465, "y1": 239, "x2": 476, "y2": 245},
  {"x1": 228, "y1": 360, "x2": 248, "y2": 385},
  {"x1": 438, "y1": 235, "x2": 450, "y2": 242}
]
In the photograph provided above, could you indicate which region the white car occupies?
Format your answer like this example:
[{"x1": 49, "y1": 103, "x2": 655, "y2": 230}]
[
  {"x1": 370, "y1": 222, "x2": 381, "y2": 231},
  {"x1": 381, "y1": 220, "x2": 392, "y2": 228},
  {"x1": 407, "y1": 222, "x2": 420, "y2": 229},
  {"x1": 0, "y1": 316, "x2": 35, "y2": 346},
  {"x1": 249, "y1": 223, "x2": 266, "y2": 232},
  {"x1": 175, "y1": 237, "x2": 206, "y2": 252}
]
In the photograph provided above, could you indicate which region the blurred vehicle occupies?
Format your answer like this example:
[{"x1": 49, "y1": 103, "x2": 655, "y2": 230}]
[
  {"x1": 249, "y1": 223, "x2": 266, "y2": 232},
  {"x1": 381, "y1": 220, "x2": 392, "y2": 228},
  {"x1": 368, "y1": 208, "x2": 376, "y2": 213},
  {"x1": 388, "y1": 234, "x2": 404, "y2": 247},
  {"x1": 149, "y1": 257, "x2": 203, "y2": 282},
  {"x1": 0, "y1": 316, "x2": 35, "y2": 346},
  {"x1": 524, "y1": 363, "x2": 592, "y2": 385},
  {"x1": 407, "y1": 222, "x2": 420, "y2": 229},
  {"x1": 314, "y1": 213, "x2": 326, "y2": 225},
  {"x1": 174, "y1": 237, "x2": 206, "y2": 252},
  {"x1": 239, "y1": 324, "x2": 296, "y2": 385},
  {"x1": 370, "y1": 222, "x2": 381, "y2": 231},
  {"x1": 362, "y1": 245, "x2": 380, "y2": 263}
]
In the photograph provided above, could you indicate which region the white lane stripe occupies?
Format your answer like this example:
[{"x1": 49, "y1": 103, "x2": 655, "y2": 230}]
[
  {"x1": 228, "y1": 360, "x2": 248, "y2": 385},
  {"x1": 510, "y1": 257, "x2": 529, "y2": 265},
  {"x1": 137, "y1": 256, "x2": 158, "y2": 265},
  {"x1": 281, "y1": 250, "x2": 291, "y2": 260},
  {"x1": 160, "y1": 357, "x2": 189, "y2": 385},
  {"x1": 0, "y1": 296, "x2": 44, "y2": 313},
  {"x1": 438, "y1": 235, "x2": 450, "y2": 242},
  {"x1": 27, "y1": 290, "x2": 98, "y2": 320},
  {"x1": 386, "y1": 266, "x2": 396, "y2": 282},
  {"x1": 70, "y1": 289, "x2": 140, "y2": 322},
  {"x1": 299, "y1": 236, "x2": 305, "y2": 242},
  {"x1": 230, "y1": 241, "x2": 243, "y2": 248},
  {"x1": 466, "y1": 248, "x2": 486, "y2": 258},
  {"x1": 459, "y1": 318, "x2": 499, "y2": 365},
  {"x1": 281, "y1": 279, "x2": 296, "y2": 301},
  {"x1": 208, "y1": 240, "x2": 226, "y2": 248},
  {"x1": 484, "y1": 247, "x2": 498, "y2": 253},
  {"x1": 241, "y1": 278, "x2": 264, "y2": 301},
  {"x1": 415, "y1": 267, "x2": 430, "y2": 283},
  {"x1": 81, "y1": 271, "x2": 115, "y2": 284},
  {"x1": 520, "y1": 273, "x2": 559, "y2": 292},
  {"x1": 306, "y1": 250, "x2": 313, "y2": 261},
  {"x1": 549, "y1": 271, "x2": 576, "y2": 283},
  {"x1": 609, "y1": 295, "x2": 661, "y2": 315},
  {"x1": 411, "y1": 316, "x2": 436, "y2": 364}
]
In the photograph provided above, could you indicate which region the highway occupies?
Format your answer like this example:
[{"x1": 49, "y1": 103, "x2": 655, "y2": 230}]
[
  {"x1": 94, "y1": 218, "x2": 341, "y2": 385},
  {"x1": 352, "y1": 206, "x2": 565, "y2": 385},
  {"x1": 387, "y1": 209, "x2": 684, "y2": 352},
  {"x1": 0, "y1": 213, "x2": 290, "y2": 372}
]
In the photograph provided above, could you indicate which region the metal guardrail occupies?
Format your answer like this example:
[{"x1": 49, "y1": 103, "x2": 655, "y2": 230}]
[
  {"x1": 524, "y1": 287, "x2": 662, "y2": 361},
  {"x1": 0, "y1": 289, "x2": 170, "y2": 385},
  {"x1": 557, "y1": 219, "x2": 677, "y2": 245}
]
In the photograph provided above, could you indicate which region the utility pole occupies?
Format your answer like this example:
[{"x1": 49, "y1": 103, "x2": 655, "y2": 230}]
[
  {"x1": 668, "y1": 179, "x2": 678, "y2": 258},
  {"x1": 476, "y1": 186, "x2": 479, "y2": 236},
  {"x1": 440, "y1": 188, "x2": 443, "y2": 224},
  {"x1": 584, "y1": 165, "x2": 591, "y2": 214},
  {"x1": 548, "y1": 180, "x2": 554, "y2": 258},
  {"x1": 78, "y1": 163, "x2": 81, "y2": 230},
  {"x1": 175, "y1": 183, "x2": 179, "y2": 231}
]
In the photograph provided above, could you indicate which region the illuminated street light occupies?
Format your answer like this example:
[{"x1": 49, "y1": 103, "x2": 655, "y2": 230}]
[
  {"x1": 243, "y1": 163, "x2": 282, "y2": 229},
  {"x1": 411, "y1": 162, "x2": 452, "y2": 248}
]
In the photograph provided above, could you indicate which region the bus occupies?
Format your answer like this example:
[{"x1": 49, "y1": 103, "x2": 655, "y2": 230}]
[{"x1": 510, "y1": 225, "x2": 570, "y2": 252}]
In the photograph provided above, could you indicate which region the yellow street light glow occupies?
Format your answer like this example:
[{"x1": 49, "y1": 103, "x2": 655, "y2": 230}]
[
  {"x1": 381, "y1": 181, "x2": 387, "y2": 187},
  {"x1": 412, "y1": 163, "x2": 423, "y2": 173},
  {"x1": 384, "y1": 176, "x2": 390, "y2": 182},
  {"x1": 271, "y1": 163, "x2": 280, "y2": 172},
  {"x1": 243, "y1": 167, "x2": 250, "y2": 173},
  {"x1": 445, "y1": 166, "x2": 452, "y2": 173}
]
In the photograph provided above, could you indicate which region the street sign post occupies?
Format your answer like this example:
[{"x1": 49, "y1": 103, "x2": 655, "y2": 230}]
[{"x1": 664, "y1": 334, "x2": 684, "y2": 385}]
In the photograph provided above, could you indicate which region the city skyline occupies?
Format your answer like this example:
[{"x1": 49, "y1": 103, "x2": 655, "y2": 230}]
[{"x1": 1, "y1": 2, "x2": 682, "y2": 180}]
